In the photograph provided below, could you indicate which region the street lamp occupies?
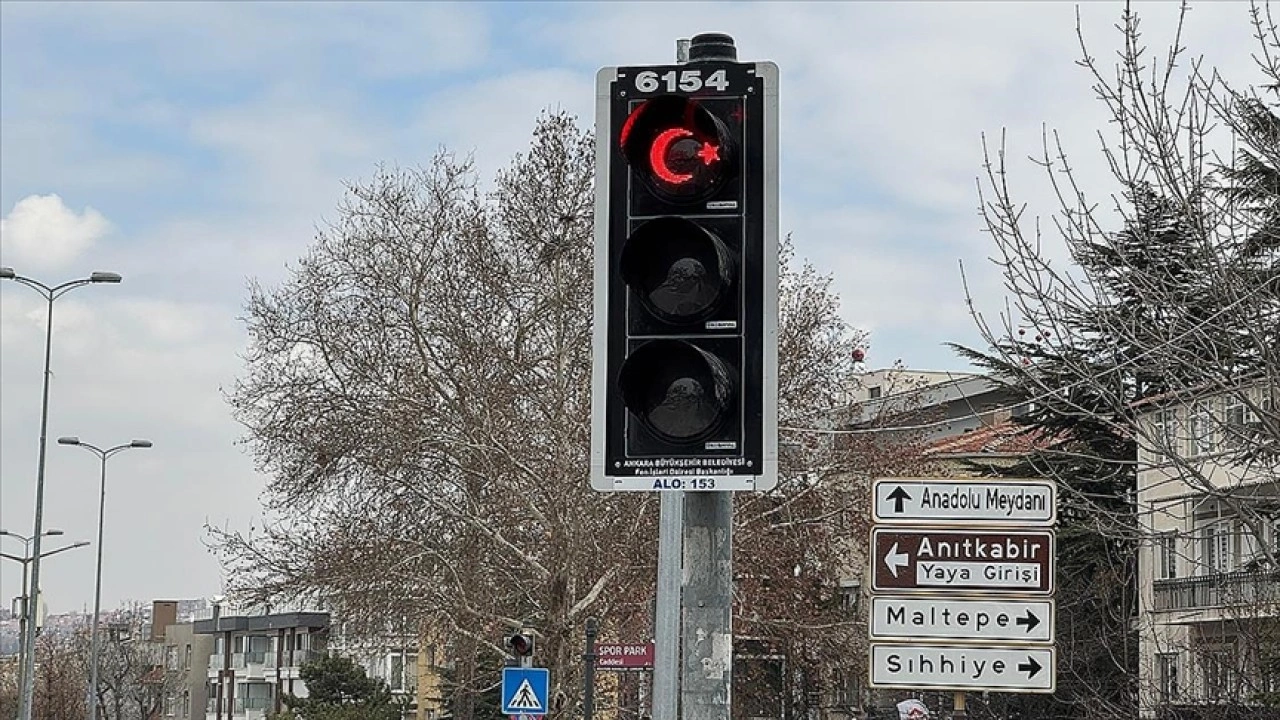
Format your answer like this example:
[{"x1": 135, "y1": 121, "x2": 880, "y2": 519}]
[
  {"x1": 0, "y1": 530, "x2": 91, "y2": 683},
  {"x1": 1, "y1": 267, "x2": 122, "y2": 720},
  {"x1": 57, "y1": 436, "x2": 152, "y2": 720}
]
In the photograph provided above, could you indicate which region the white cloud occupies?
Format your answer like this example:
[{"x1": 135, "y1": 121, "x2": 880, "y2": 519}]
[{"x1": 0, "y1": 193, "x2": 111, "y2": 271}]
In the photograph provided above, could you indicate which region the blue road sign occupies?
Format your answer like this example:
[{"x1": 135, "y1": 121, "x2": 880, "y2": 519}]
[{"x1": 501, "y1": 667, "x2": 550, "y2": 715}]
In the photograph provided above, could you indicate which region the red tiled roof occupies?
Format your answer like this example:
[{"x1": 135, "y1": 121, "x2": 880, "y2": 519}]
[{"x1": 924, "y1": 422, "x2": 1054, "y2": 456}]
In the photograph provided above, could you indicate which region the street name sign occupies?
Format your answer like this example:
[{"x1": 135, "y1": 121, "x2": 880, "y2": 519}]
[
  {"x1": 870, "y1": 597, "x2": 1054, "y2": 643},
  {"x1": 596, "y1": 642, "x2": 655, "y2": 670},
  {"x1": 869, "y1": 644, "x2": 1055, "y2": 693},
  {"x1": 871, "y1": 528, "x2": 1055, "y2": 595},
  {"x1": 873, "y1": 478, "x2": 1056, "y2": 526}
]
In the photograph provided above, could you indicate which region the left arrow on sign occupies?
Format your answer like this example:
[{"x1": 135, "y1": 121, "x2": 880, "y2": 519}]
[
  {"x1": 884, "y1": 543, "x2": 909, "y2": 577},
  {"x1": 887, "y1": 485, "x2": 911, "y2": 513}
]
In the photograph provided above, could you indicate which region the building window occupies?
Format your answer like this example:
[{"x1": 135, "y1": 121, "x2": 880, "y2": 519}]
[
  {"x1": 839, "y1": 578, "x2": 861, "y2": 616},
  {"x1": 389, "y1": 653, "x2": 404, "y2": 691},
  {"x1": 868, "y1": 386, "x2": 882, "y2": 399},
  {"x1": 184, "y1": 644, "x2": 192, "y2": 670},
  {"x1": 1189, "y1": 402, "x2": 1215, "y2": 456},
  {"x1": 1156, "y1": 653, "x2": 1178, "y2": 703},
  {"x1": 182, "y1": 690, "x2": 190, "y2": 717},
  {"x1": 1158, "y1": 533, "x2": 1178, "y2": 579},
  {"x1": 1222, "y1": 395, "x2": 1249, "y2": 448},
  {"x1": 1201, "y1": 647, "x2": 1238, "y2": 701},
  {"x1": 1153, "y1": 408, "x2": 1178, "y2": 456},
  {"x1": 1200, "y1": 522, "x2": 1235, "y2": 574}
]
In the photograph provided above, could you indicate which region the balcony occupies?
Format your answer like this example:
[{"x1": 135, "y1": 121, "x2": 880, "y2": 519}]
[{"x1": 1153, "y1": 569, "x2": 1280, "y2": 611}]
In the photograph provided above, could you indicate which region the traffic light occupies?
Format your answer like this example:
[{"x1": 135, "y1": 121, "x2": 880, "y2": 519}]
[
  {"x1": 590, "y1": 34, "x2": 778, "y2": 492},
  {"x1": 508, "y1": 632, "x2": 535, "y2": 658}
]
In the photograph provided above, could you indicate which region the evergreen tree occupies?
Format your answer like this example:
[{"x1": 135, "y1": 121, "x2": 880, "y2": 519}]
[{"x1": 272, "y1": 655, "x2": 405, "y2": 720}]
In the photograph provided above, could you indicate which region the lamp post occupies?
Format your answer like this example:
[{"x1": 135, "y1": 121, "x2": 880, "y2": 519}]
[
  {"x1": 1, "y1": 266, "x2": 122, "y2": 720},
  {"x1": 0, "y1": 530, "x2": 91, "y2": 679},
  {"x1": 58, "y1": 436, "x2": 152, "y2": 720}
]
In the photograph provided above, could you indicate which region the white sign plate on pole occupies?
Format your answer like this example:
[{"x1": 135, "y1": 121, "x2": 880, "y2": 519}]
[
  {"x1": 869, "y1": 644, "x2": 1055, "y2": 693},
  {"x1": 873, "y1": 478, "x2": 1056, "y2": 526},
  {"x1": 870, "y1": 596, "x2": 1054, "y2": 643}
]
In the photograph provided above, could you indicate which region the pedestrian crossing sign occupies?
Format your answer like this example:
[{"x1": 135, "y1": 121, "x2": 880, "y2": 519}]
[{"x1": 501, "y1": 667, "x2": 550, "y2": 715}]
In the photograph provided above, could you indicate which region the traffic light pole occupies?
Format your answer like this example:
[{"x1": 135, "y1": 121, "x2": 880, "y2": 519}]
[
  {"x1": 680, "y1": 491, "x2": 733, "y2": 720},
  {"x1": 652, "y1": 490, "x2": 683, "y2": 720}
]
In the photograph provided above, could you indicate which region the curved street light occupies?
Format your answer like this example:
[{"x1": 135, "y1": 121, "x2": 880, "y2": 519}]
[
  {"x1": 58, "y1": 436, "x2": 152, "y2": 720},
  {"x1": 0, "y1": 530, "x2": 91, "y2": 685},
  {"x1": 1, "y1": 267, "x2": 122, "y2": 720}
]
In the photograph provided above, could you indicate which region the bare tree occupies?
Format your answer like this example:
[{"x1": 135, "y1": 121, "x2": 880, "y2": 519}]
[
  {"x1": 956, "y1": 2, "x2": 1278, "y2": 718},
  {"x1": 211, "y1": 109, "x2": 928, "y2": 719}
]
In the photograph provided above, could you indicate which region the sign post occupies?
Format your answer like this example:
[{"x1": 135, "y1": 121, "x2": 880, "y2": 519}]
[{"x1": 868, "y1": 477, "x2": 1059, "y2": 704}]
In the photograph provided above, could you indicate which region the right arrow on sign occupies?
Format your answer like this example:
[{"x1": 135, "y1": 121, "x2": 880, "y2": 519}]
[
  {"x1": 1018, "y1": 656, "x2": 1043, "y2": 678},
  {"x1": 883, "y1": 543, "x2": 909, "y2": 577},
  {"x1": 1016, "y1": 609, "x2": 1041, "y2": 632}
]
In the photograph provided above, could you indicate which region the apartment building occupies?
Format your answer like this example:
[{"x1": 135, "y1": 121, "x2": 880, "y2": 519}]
[
  {"x1": 159, "y1": 619, "x2": 215, "y2": 720},
  {"x1": 1136, "y1": 382, "x2": 1279, "y2": 718},
  {"x1": 194, "y1": 608, "x2": 330, "y2": 720}
]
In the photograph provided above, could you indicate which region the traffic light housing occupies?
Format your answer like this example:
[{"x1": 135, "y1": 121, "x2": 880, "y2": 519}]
[
  {"x1": 591, "y1": 34, "x2": 778, "y2": 492},
  {"x1": 508, "y1": 632, "x2": 534, "y2": 658}
]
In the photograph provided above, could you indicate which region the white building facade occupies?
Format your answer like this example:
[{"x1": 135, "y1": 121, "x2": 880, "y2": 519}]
[{"x1": 1136, "y1": 382, "x2": 1279, "y2": 718}]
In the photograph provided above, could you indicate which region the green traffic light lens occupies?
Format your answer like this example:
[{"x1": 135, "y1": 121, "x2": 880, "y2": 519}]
[
  {"x1": 619, "y1": 340, "x2": 737, "y2": 444},
  {"x1": 620, "y1": 217, "x2": 735, "y2": 324}
]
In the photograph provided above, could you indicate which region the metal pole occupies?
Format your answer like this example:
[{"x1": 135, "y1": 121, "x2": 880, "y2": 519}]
[
  {"x1": 18, "y1": 294, "x2": 55, "y2": 720},
  {"x1": 953, "y1": 691, "x2": 967, "y2": 720},
  {"x1": 87, "y1": 453, "x2": 109, "y2": 720},
  {"x1": 653, "y1": 491, "x2": 684, "y2": 720},
  {"x1": 583, "y1": 617, "x2": 599, "y2": 720},
  {"x1": 679, "y1": 492, "x2": 732, "y2": 720},
  {"x1": 17, "y1": 557, "x2": 30, "y2": 685}
]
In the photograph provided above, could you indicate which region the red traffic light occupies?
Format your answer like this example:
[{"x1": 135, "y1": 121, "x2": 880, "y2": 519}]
[
  {"x1": 620, "y1": 96, "x2": 737, "y2": 202},
  {"x1": 508, "y1": 633, "x2": 534, "y2": 657}
]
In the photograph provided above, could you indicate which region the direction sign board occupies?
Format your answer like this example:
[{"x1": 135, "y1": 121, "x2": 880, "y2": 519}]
[
  {"x1": 501, "y1": 667, "x2": 550, "y2": 715},
  {"x1": 869, "y1": 644, "x2": 1055, "y2": 693},
  {"x1": 873, "y1": 478, "x2": 1056, "y2": 526},
  {"x1": 871, "y1": 528, "x2": 1055, "y2": 595},
  {"x1": 870, "y1": 596, "x2": 1054, "y2": 643},
  {"x1": 596, "y1": 643, "x2": 655, "y2": 670}
]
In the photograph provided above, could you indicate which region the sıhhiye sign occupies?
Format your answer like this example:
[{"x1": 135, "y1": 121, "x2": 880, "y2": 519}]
[
  {"x1": 869, "y1": 644, "x2": 1055, "y2": 693},
  {"x1": 873, "y1": 478, "x2": 1056, "y2": 526}
]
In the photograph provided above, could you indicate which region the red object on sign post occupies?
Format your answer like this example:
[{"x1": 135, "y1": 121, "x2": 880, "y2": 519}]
[{"x1": 595, "y1": 643, "x2": 655, "y2": 670}]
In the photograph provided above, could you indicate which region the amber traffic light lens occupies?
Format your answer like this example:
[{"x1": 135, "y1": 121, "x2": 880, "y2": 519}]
[{"x1": 620, "y1": 217, "x2": 735, "y2": 324}]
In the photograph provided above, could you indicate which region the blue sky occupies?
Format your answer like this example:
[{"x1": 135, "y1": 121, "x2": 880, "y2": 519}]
[{"x1": 0, "y1": 1, "x2": 1260, "y2": 612}]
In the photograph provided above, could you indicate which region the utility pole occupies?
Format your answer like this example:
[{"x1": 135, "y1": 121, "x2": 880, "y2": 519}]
[{"x1": 680, "y1": 491, "x2": 734, "y2": 720}]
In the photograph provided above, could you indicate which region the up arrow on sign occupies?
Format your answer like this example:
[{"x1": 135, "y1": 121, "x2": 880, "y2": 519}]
[{"x1": 887, "y1": 485, "x2": 911, "y2": 513}]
